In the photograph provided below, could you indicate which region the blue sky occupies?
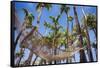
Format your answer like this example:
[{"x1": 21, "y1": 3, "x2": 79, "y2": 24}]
[
  {"x1": 14, "y1": 2, "x2": 97, "y2": 64},
  {"x1": 15, "y1": 2, "x2": 97, "y2": 42}
]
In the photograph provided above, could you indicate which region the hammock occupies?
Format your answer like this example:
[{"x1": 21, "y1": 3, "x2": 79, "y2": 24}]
[
  {"x1": 19, "y1": 28, "x2": 85, "y2": 62},
  {"x1": 32, "y1": 46, "x2": 85, "y2": 62},
  {"x1": 20, "y1": 35, "x2": 85, "y2": 62}
]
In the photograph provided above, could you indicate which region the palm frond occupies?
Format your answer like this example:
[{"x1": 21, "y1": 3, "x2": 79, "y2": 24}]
[{"x1": 22, "y1": 8, "x2": 28, "y2": 16}]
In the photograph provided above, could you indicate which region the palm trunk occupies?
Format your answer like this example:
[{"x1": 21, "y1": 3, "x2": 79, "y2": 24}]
[
  {"x1": 82, "y1": 8, "x2": 94, "y2": 62},
  {"x1": 71, "y1": 21, "x2": 76, "y2": 62},
  {"x1": 14, "y1": 31, "x2": 22, "y2": 52},
  {"x1": 32, "y1": 55, "x2": 38, "y2": 65},
  {"x1": 84, "y1": 21, "x2": 94, "y2": 62},
  {"x1": 13, "y1": 8, "x2": 23, "y2": 53},
  {"x1": 93, "y1": 29, "x2": 97, "y2": 41},
  {"x1": 65, "y1": 14, "x2": 69, "y2": 63},
  {"x1": 16, "y1": 48, "x2": 25, "y2": 66},
  {"x1": 53, "y1": 40, "x2": 57, "y2": 64},
  {"x1": 39, "y1": 59, "x2": 43, "y2": 65},
  {"x1": 73, "y1": 6, "x2": 87, "y2": 62},
  {"x1": 94, "y1": 46, "x2": 97, "y2": 61},
  {"x1": 37, "y1": 7, "x2": 42, "y2": 29},
  {"x1": 24, "y1": 51, "x2": 33, "y2": 65},
  {"x1": 71, "y1": 21, "x2": 73, "y2": 35}
]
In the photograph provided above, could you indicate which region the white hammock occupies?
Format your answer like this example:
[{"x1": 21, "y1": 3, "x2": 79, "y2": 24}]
[
  {"x1": 32, "y1": 46, "x2": 85, "y2": 62},
  {"x1": 19, "y1": 27, "x2": 85, "y2": 62},
  {"x1": 20, "y1": 35, "x2": 85, "y2": 62}
]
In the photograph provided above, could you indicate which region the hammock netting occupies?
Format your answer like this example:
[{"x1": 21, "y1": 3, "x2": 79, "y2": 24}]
[{"x1": 18, "y1": 28, "x2": 85, "y2": 62}]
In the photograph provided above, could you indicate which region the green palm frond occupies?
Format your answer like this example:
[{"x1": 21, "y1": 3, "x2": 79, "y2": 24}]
[
  {"x1": 60, "y1": 5, "x2": 66, "y2": 14},
  {"x1": 56, "y1": 14, "x2": 61, "y2": 21},
  {"x1": 68, "y1": 16, "x2": 73, "y2": 22},
  {"x1": 60, "y1": 5, "x2": 70, "y2": 15},
  {"x1": 45, "y1": 4, "x2": 52, "y2": 10},
  {"x1": 22, "y1": 8, "x2": 28, "y2": 16},
  {"x1": 36, "y1": 3, "x2": 52, "y2": 11},
  {"x1": 28, "y1": 14, "x2": 34, "y2": 24},
  {"x1": 49, "y1": 16, "x2": 56, "y2": 22},
  {"x1": 36, "y1": 3, "x2": 42, "y2": 11}
]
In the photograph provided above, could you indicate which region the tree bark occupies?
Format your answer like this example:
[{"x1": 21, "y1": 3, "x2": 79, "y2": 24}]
[
  {"x1": 73, "y1": 6, "x2": 87, "y2": 62},
  {"x1": 32, "y1": 55, "x2": 38, "y2": 65},
  {"x1": 84, "y1": 20, "x2": 94, "y2": 62},
  {"x1": 93, "y1": 29, "x2": 97, "y2": 41},
  {"x1": 16, "y1": 48, "x2": 24, "y2": 66},
  {"x1": 14, "y1": 31, "x2": 22, "y2": 52},
  {"x1": 24, "y1": 51, "x2": 33, "y2": 65},
  {"x1": 82, "y1": 9, "x2": 94, "y2": 62}
]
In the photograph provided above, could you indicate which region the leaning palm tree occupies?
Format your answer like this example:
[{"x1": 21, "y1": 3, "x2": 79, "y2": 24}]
[
  {"x1": 13, "y1": 8, "x2": 22, "y2": 53},
  {"x1": 22, "y1": 8, "x2": 34, "y2": 28},
  {"x1": 81, "y1": 8, "x2": 95, "y2": 61},
  {"x1": 15, "y1": 8, "x2": 34, "y2": 49},
  {"x1": 15, "y1": 48, "x2": 25, "y2": 66},
  {"x1": 86, "y1": 13, "x2": 97, "y2": 40},
  {"x1": 13, "y1": 8, "x2": 35, "y2": 66},
  {"x1": 73, "y1": 6, "x2": 87, "y2": 62},
  {"x1": 17, "y1": 8, "x2": 35, "y2": 65},
  {"x1": 85, "y1": 13, "x2": 97, "y2": 61}
]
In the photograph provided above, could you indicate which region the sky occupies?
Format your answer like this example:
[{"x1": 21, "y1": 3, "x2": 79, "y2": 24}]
[{"x1": 14, "y1": 1, "x2": 97, "y2": 64}]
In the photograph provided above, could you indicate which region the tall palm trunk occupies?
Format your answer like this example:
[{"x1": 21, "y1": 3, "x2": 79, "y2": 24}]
[
  {"x1": 67, "y1": 14, "x2": 69, "y2": 47},
  {"x1": 32, "y1": 55, "x2": 38, "y2": 65},
  {"x1": 16, "y1": 48, "x2": 25, "y2": 66},
  {"x1": 54, "y1": 47, "x2": 57, "y2": 64},
  {"x1": 85, "y1": 26, "x2": 94, "y2": 62},
  {"x1": 65, "y1": 14, "x2": 69, "y2": 63},
  {"x1": 54, "y1": 33, "x2": 57, "y2": 64},
  {"x1": 82, "y1": 8, "x2": 94, "y2": 61},
  {"x1": 14, "y1": 31, "x2": 22, "y2": 52},
  {"x1": 71, "y1": 21, "x2": 73, "y2": 35},
  {"x1": 13, "y1": 9, "x2": 22, "y2": 53},
  {"x1": 24, "y1": 51, "x2": 33, "y2": 65},
  {"x1": 71, "y1": 21, "x2": 76, "y2": 62},
  {"x1": 37, "y1": 6, "x2": 43, "y2": 29},
  {"x1": 93, "y1": 29, "x2": 97, "y2": 41},
  {"x1": 73, "y1": 6, "x2": 87, "y2": 62}
]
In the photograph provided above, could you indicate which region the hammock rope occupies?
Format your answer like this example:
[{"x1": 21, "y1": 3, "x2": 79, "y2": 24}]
[{"x1": 19, "y1": 28, "x2": 85, "y2": 62}]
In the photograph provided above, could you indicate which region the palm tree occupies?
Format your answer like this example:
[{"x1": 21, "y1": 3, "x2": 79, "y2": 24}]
[
  {"x1": 32, "y1": 55, "x2": 38, "y2": 65},
  {"x1": 15, "y1": 48, "x2": 25, "y2": 66},
  {"x1": 73, "y1": 6, "x2": 87, "y2": 62},
  {"x1": 49, "y1": 15, "x2": 61, "y2": 64},
  {"x1": 14, "y1": 8, "x2": 34, "y2": 52},
  {"x1": 43, "y1": 15, "x2": 62, "y2": 64},
  {"x1": 22, "y1": 8, "x2": 34, "y2": 28},
  {"x1": 81, "y1": 8, "x2": 95, "y2": 61},
  {"x1": 91, "y1": 42, "x2": 97, "y2": 61},
  {"x1": 86, "y1": 14, "x2": 97, "y2": 40},
  {"x1": 36, "y1": 3, "x2": 52, "y2": 28},
  {"x1": 60, "y1": 4, "x2": 70, "y2": 63},
  {"x1": 68, "y1": 16, "x2": 74, "y2": 34},
  {"x1": 21, "y1": 27, "x2": 38, "y2": 65},
  {"x1": 24, "y1": 51, "x2": 33, "y2": 65},
  {"x1": 14, "y1": 8, "x2": 35, "y2": 66},
  {"x1": 60, "y1": 4, "x2": 70, "y2": 47},
  {"x1": 12, "y1": 8, "x2": 22, "y2": 53},
  {"x1": 15, "y1": 8, "x2": 35, "y2": 66},
  {"x1": 68, "y1": 16, "x2": 75, "y2": 62}
]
